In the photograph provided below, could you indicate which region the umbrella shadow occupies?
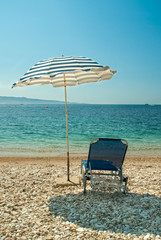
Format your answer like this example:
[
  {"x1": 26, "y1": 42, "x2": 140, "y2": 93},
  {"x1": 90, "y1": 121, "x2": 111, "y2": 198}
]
[{"x1": 48, "y1": 190, "x2": 161, "y2": 237}]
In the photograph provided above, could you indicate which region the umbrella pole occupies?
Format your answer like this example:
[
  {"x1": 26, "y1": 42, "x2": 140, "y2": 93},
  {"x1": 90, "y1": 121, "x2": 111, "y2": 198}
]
[{"x1": 63, "y1": 73, "x2": 70, "y2": 181}]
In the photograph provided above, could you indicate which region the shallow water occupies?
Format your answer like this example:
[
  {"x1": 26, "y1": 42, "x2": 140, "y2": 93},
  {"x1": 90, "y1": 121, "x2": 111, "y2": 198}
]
[{"x1": 0, "y1": 104, "x2": 161, "y2": 156}]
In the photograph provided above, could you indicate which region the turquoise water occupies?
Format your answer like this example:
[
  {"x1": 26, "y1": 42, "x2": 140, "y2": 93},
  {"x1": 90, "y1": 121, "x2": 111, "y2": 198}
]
[{"x1": 0, "y1": 104, "x2": 161, "y2": 156}]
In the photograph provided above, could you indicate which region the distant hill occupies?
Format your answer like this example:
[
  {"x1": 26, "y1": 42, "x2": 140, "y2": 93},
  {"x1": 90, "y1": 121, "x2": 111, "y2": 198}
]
[{"x1": 0, "y1": 96, "x2": 65, "y2": 104}]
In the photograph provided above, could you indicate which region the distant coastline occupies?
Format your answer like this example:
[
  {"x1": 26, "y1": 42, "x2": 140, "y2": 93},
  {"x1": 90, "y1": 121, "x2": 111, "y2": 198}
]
[
  {"x1": 0, "y1": 96, "x2": 160, "y2": 105},
  {"x1": 0, "y1": 96, "x2": 65, "y2": 104}
]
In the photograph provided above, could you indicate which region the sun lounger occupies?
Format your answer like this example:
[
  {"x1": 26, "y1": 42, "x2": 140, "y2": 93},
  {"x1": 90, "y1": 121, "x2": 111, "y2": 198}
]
[{"x1": 81, "y1": 138, "x2": 128, "y2": 193}]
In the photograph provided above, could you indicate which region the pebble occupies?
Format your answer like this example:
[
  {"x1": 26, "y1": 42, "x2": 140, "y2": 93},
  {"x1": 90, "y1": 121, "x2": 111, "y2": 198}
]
[
  {"x1": 76, "y1": 227, "x2": 84, "y2": 232},
  {"x1": 0, "y1": 157, "x2": 161, "y2": 240}
]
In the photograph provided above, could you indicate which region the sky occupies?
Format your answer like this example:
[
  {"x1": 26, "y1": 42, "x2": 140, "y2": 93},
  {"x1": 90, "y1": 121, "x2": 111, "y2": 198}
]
[{"x1": 0, "y1": 0, "x2": 161, "y2": 104}]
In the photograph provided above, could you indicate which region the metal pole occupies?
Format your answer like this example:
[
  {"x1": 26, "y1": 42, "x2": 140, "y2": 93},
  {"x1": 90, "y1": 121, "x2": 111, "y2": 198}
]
[{"x1": 63, "y1": 72, "x2": 70, "y2": 181}]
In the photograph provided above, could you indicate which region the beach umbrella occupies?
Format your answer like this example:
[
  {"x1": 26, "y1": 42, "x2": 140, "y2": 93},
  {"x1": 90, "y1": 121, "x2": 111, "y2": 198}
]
[{"x1": 12, "y1": 56, "x2": 117, "y2": 181}]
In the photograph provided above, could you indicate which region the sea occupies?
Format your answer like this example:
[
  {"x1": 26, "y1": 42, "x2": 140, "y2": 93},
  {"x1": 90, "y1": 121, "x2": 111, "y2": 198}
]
[{"x1": 0, "y1": 104, "x2": 161, "y2": 157}]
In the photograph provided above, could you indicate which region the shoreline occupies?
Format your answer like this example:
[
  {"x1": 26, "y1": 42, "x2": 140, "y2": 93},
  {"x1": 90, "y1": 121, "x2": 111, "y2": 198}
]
[
  {"x1": 0, "y1": 148, "x2": 161, "y2": 157},
  {"x1": 1, "y1": 144, "x2": 161, "y2": 158},
  {"x1": 0, "y1": 154, "x2": 161, "y2": 162},
  {"x1": 0, "y1": 155, "x2": 161, "y2": 171}
]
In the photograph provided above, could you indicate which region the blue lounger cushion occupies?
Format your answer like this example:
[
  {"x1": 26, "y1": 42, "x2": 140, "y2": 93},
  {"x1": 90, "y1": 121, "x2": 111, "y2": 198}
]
[{"x1": 83, "y1": 160, "x2": 118, "y2": 171}]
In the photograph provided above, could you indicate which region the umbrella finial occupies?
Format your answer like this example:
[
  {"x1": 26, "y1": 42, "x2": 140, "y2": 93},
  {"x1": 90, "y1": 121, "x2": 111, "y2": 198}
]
[{"x1": 62, "y1": 54, "x2": 64, "y2": 57}]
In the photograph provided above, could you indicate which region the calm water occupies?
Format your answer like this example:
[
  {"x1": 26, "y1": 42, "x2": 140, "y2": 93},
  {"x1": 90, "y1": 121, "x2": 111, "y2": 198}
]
[{"x1": 0, "y1": 104, "x2": 161, "y2": 157}]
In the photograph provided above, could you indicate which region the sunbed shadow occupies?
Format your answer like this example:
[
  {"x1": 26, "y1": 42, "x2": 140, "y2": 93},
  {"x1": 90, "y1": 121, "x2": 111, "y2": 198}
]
[{"x1": 48, "y1": 191, "x2": 161, "y2": 237}]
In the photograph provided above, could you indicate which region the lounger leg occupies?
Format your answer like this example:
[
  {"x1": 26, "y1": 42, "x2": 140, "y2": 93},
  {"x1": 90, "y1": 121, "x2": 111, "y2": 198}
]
[
  {"x1": 81, "y1": 161, "x2": 87, "y2": 193},
  {"x1": 118, "y1": 169, "x2": 122, "y2": 192},
  {"x1": 83, "y1": 171, "x2": 87, "y2": 194},
  {"x1": 89, "y1": 163, "x2": 94, "y2": 187},
  {"x1": 80, "y1": 160, "x2": 83, "y2": 185},
  {"x1": 123, "y1": 177, "x2": 128, "y2": 194}
]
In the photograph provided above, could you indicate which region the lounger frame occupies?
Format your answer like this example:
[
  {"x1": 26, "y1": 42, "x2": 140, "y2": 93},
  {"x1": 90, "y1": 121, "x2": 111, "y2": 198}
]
[{"x1": 81, "y1": 138, "x2": 128, "y2": 193}]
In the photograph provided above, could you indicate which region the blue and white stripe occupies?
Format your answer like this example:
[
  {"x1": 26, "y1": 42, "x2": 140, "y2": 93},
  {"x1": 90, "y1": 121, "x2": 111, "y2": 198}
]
[{"x1": 12, "y1": 56, "x2": 117, "y2": 88}]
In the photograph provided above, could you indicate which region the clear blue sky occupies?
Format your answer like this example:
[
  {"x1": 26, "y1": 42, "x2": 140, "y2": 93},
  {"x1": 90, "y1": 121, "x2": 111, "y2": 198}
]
[{"x1": 0, "y1": 0, "x2": 161, "y2": 104}]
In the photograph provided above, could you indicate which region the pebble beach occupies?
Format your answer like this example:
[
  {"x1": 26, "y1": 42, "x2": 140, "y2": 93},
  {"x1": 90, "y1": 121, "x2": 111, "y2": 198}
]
[{"x1": 0, "y1": 155, "x2": 161, "y2": 240}]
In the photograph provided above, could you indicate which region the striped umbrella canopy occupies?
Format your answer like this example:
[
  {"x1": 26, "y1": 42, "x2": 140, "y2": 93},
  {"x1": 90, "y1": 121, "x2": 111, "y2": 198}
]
[{"x1": 12, "y1": 56, "x2": 117, "y2": 181}]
